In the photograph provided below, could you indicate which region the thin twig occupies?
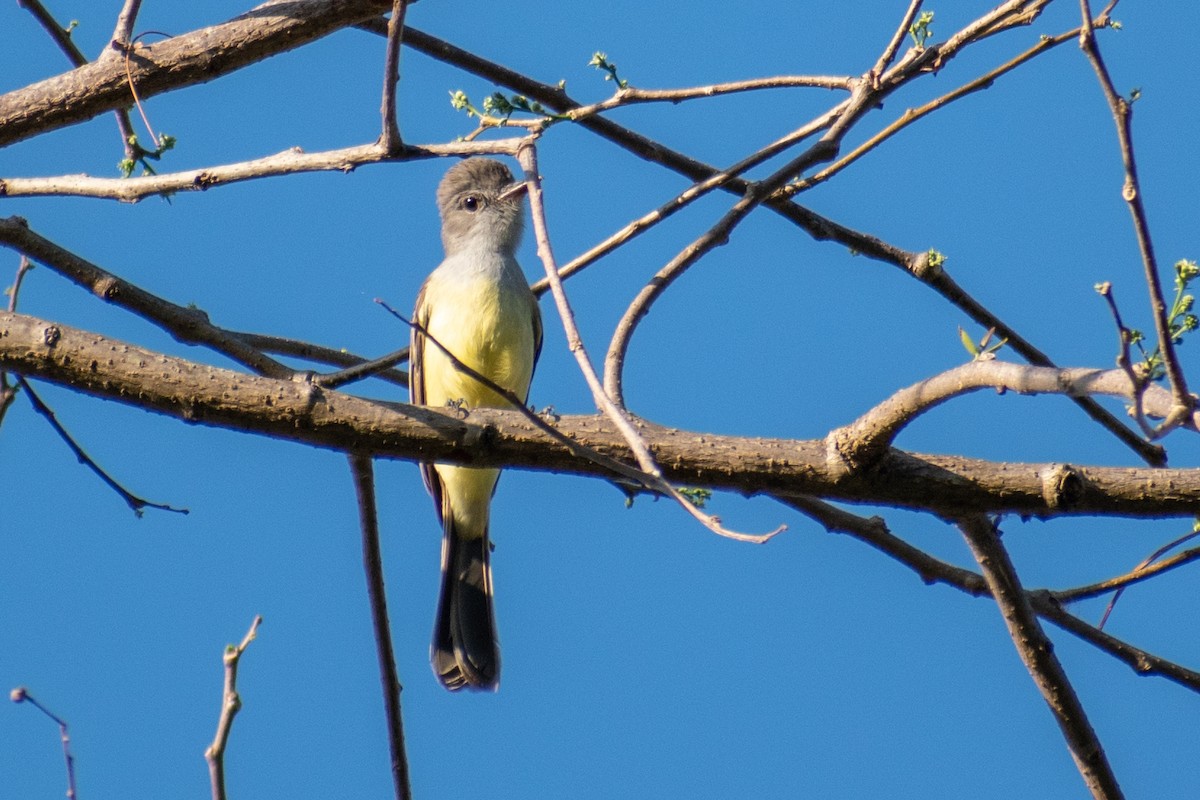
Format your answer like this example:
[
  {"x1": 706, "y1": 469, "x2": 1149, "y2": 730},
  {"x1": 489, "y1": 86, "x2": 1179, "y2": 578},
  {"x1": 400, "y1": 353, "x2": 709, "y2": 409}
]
[
  {"x1": 870, "y1": 0, "x2": 923, "y2": 80},
  {"x1": 17, "y1": 375, "x2": 188, "y2": 516},
  {"x1": 315, "y1": 345, "x2": 411, "y2": 390},
  {"x1": 1095, "y1": 528, "x2": 1200, "y2": 627},
  {"x1": 958, "y1": 515, "x2": 1124, "y2": 800},
  {"x1": 1055, "y1": 539, "x2": 1200, "y2": 604},
  {"x1": 379, "y1": 0, "x2": 409, "y2": 153},
  {"x1": 348, "y1": 454, "x2": 412, "y2": 800},
  {"x1": 16, "y1": 0, "x2": 141, "y2": 163},
  {"x1": 109, "y1": 0, "x2": 143, "y2": 52},
  {"x1": 559, "y1": 75, "x2": 854, "y2": 123},
  {"x1": 0, "y1": 139, "x2": 526, "y2": 202},
  {"x1": 373, "y1": 20, "x2": 1162, "y2": 467},
  {"x1": 517, "y1": 143, "x2": 781, "y2": 543},
  {"x1": 0, "y1": 256, "x2": 34, "y2": 426},
  {"x1": 787, "y1": 24, "x2": 1082, "y2": 195},
  {"x1": 1078, "y1": 0, "x2": 1192, "y2": 430},
  {"x1": 1095, "y1": 281, "x2": 1156, "y2": 438},
  {"x1": 377, "y1": 299, "x2": 660, "y2": 490},
  {"x1": 204, "y1": 616, "x2": 263, "y2": 800},
  {"x1": 234, "y1": 331, "x2": 410, "y2": 389},
  {"x1": 0, "y1": 217, "x2": 292, "y2": 378},
  {"x1": 10, "y1": 687, "x2": 77, "y2": 800}
]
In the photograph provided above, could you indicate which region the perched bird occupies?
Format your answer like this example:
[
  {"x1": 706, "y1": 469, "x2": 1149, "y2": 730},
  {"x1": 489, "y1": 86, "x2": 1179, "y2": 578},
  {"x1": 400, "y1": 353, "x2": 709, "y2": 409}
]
[{"x1": 411, "y1": 158, "x2": 542, "y2": 691}]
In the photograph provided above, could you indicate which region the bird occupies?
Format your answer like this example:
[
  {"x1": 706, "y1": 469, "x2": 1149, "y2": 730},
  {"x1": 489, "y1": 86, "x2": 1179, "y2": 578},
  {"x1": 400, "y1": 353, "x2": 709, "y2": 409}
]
[{"x1": 410, "y1": 158, "x2": 542, "y2": 691}]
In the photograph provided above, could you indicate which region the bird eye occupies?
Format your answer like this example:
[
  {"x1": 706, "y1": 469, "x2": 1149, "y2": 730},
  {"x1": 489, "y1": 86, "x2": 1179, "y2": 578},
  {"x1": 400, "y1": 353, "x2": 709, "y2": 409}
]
[{"x1": 462, "y1": 195, "x2": 480, "y2": 212}]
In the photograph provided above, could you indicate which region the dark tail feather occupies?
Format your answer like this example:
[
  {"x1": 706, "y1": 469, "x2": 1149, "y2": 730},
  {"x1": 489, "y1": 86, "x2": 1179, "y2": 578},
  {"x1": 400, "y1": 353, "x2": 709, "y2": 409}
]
[{"x1": 432, "y1": 518, "x2": 500, "y2": 691}]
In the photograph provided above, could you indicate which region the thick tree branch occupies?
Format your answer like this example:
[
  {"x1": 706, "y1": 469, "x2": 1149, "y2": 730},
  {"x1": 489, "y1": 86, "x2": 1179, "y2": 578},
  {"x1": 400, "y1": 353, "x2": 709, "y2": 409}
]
[
  {"x1": 5, "y1": 310, "x2": 1200, "y2": 518},
  {"x1": 0, "y1": 0, "x2": 394, "y2": 149}
]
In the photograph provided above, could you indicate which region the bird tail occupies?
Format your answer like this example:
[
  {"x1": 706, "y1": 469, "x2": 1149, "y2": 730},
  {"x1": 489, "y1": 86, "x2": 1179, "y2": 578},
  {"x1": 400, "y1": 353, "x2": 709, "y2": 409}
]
[{"x1": 432, "y1": 515, "x2": 500, "y2": 691}]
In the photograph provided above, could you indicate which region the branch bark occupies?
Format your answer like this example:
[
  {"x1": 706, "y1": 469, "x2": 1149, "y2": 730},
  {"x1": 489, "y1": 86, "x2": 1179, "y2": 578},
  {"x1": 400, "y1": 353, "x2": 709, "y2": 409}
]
[
  {"x1": 0, "y1": 0, "x2": 393, "y2": 149},
  {"x1": 4, "y1": 309, "x2": 1200, "y2": 519},
  {"x1": 959, "y1": 515, "x2": 1124, "y2": 800}
]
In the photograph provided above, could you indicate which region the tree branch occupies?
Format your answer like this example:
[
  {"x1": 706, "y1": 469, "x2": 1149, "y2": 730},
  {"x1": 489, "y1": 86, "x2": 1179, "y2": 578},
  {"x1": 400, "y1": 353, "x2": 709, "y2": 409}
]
[
  {"x1": 6, "y1": 310, "x2": 1200, "y2": 518},
  {"x1": 378, "y1": 0, "x2": 409, "y2": 153},
  {"x1": 1078, "y1": 0, "x2": 1192, "y2": 427},
  {"x1": 0, "y1": 139, "x2": 524, "y2": 202},
  {"x1": 348, "y1": 454, "x2": 411, "y2": 800},
  {"x1": 205, "y1": 616, "x2": 263, "y2": 800},
  {"x1": 958, "y1": 515, "x2": 1123, "y2": 800},
  {"x1": 0, "y1": 216, "x2": 292, "y2": 377},
  {"x1": 826, "y1": 359, "x2": 1190, "y2": 475},
  {"x1": 781, "y1": 496, "x2": 1200, "y2": 693},
  {"x1": 516, "y1": 144, "x2": 780, "y2": 543},
  {"x1": 0, "y1": 0, "x2": 394, "y2": 149},
  {"x1": 374, "y1": 21, "x2": 1163, "y2": 467}
]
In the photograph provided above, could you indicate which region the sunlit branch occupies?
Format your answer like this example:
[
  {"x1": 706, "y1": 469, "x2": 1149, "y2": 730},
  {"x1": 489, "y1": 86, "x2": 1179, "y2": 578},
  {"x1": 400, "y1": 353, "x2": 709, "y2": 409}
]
[
  {"x1": 958, "y1": 515, "x2": 1124, "y2": 800},
  {"x1": 1078, "y1": 0, "x2": 1192, "y2": 429}
]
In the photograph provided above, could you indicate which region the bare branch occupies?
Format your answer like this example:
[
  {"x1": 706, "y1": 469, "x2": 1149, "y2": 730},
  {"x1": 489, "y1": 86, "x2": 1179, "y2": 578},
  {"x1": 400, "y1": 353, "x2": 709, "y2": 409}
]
[
  {"x1": 788, "y1": 24, "x2": 1082, "y2": 195},
  {"x1": 348, "y1": 455, "x2": 411, "y2": 800},
  {"x1": 782, "y1": 496, "x2": 1200, "y2": 693},
  {"x1": 0, "y1": 0, "x2": 395, "y2": 149},
  {"x1": 958, "y1": 515, "x2": 1124, "y2": 800},
  {"x1": 378, "y1": 0, "x2": 409, "y2": 153},
  {"x1": 16, "y1": 376, "x2": 189, "y2": 516},
  {"x1": 0, "y1": 216, "x2": 292, "y2": 377},
  {"x1": 870, "y1": 0, "x2": 923, "y2": 79},
  {"x1": 109, "y1": 0, "x2": 144, "y2": 53},
  {"x1": 9, "y1": 687, "x2": 78, "y2": 800},
  {"x1": 826, "y1": 359, "x2": 1189, "y2": 475},
  {"x1": 362, "y1": 21, "x2": 1162, "y2": 466},
  {"x1": 0, "y1": 139, "x2": 525, "y2": 203},
  {"x1": 1078, "y1": 0, "x2": 1193, "y2": 426},
  {"x1": 8, "y1": 310, "x2": 1200, "y2": 518},
  {"x1": 532, "y1": 101, "x2": 849, "y2": 293},
  {"x1": 517, "y1": 144, "x2": 781, "y2": 543},
  {"x1": 205, "y1": 616, "x2": 263, "y2": 800}
]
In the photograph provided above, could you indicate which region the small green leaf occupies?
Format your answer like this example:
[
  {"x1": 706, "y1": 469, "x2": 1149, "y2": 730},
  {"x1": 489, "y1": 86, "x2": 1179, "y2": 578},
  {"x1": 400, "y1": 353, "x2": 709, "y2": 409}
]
[
  {"x1": 959, "y1": 327, "x2": 979, "y2": 357},
  {"x1": 676, "y1": 486, "x2": 712, "y2": 509}
]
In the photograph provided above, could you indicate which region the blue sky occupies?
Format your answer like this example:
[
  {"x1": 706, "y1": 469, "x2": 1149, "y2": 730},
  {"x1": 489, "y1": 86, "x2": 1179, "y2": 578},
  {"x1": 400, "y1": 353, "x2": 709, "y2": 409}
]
[{"x1": 3, "y1": 2, "x2": 1200, "y2": 798}]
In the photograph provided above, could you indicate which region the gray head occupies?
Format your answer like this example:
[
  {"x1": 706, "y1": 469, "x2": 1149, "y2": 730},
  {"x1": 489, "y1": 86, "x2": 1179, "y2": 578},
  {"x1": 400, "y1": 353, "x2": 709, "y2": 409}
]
[{"x1": 436, "y1": 158, "x2": 527, "y2": 257}]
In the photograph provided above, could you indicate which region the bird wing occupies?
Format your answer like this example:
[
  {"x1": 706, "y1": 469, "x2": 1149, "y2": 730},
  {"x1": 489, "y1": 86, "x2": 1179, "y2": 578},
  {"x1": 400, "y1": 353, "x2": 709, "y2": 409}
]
[{"x1": 411, "y1": 277, "x2": 445, "y2": 524}]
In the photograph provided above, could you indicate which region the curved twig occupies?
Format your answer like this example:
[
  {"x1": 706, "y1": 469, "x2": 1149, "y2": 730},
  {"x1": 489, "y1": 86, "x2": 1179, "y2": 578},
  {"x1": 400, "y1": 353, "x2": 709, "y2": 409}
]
[{"x1": 517, "y1": 143, "x2": 782, "y2": 543}]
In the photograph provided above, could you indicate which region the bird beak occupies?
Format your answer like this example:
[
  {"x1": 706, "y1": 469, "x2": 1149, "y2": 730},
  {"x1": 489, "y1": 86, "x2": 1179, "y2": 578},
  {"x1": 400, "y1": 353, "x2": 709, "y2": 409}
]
[{"x1": 498, "y1": 180, "x2": 528, "y2": 201}]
